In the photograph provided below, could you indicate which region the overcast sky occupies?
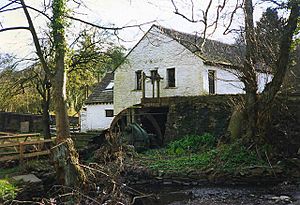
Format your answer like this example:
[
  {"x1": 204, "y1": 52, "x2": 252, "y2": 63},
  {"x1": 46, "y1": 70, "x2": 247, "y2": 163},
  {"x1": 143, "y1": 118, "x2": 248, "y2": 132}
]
[{"x1": 0, "y1": 0, "x2": 270, "y2": 67}]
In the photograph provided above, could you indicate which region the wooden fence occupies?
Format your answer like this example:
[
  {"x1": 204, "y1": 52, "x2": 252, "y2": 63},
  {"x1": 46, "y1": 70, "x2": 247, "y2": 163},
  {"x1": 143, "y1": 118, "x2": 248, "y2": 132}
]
[{"x1": 0, "y1": 132, "x2": 54, "y2": 162}]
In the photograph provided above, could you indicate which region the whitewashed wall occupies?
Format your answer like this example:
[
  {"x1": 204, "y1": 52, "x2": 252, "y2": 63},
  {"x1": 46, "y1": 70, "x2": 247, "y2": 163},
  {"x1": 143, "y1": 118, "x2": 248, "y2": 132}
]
[
  {"x1": 81, "y1": 103, "x2": 114, "y2": 131},
  {"x1": 114, "y1": 27, "x2": 206, "y2": 114},
  {"x1": 257, "y1": 72, "x2": 272, "y2": 92},
  {"x1": 114, "y1": 26, "x2": 271, "y2": 114},
  {"x1": 80, "y1": 108, "x2": 88, "y2": 132},
  {"x1": 202, "y1": 67, "x2": 245, "y2": 94}
]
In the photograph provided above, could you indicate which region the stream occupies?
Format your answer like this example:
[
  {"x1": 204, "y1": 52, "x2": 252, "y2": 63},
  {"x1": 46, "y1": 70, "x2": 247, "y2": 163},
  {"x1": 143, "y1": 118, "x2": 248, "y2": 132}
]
[{"x1": 133, "y1": 183, "x2": 300, "y2": 205}]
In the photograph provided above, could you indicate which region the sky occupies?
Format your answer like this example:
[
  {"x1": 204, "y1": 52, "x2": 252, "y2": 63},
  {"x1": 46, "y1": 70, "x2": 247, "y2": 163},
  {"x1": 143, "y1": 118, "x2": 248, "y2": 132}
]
[{"x1": 0, "y1": 0, "x2": 271, "y2": 68}]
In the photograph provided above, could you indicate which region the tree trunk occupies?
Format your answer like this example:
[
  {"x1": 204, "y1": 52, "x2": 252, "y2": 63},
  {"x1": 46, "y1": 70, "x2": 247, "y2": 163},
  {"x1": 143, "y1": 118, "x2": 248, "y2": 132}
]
[
  {"x1": 50, "y1": 0, "x2": 86, "y2": 188},
  {"x1": 42, "y1": 97, "x2": 51, "y2": 139},
  {"x1": 20, "y1": 0, "x2": 86, "y2": 187},
  {"x1": 243, "y1": 0, "x2": 258, "y2": 141}
]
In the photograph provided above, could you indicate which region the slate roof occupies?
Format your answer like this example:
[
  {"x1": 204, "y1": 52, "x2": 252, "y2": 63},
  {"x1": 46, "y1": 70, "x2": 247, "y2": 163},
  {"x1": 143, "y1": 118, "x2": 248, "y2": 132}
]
[
  {"x1": 85, "y1": 72, "x2": 114, "y2": 104},
  {"x1": 153, "y1": 25, "x2": 245, "y2": 67}
]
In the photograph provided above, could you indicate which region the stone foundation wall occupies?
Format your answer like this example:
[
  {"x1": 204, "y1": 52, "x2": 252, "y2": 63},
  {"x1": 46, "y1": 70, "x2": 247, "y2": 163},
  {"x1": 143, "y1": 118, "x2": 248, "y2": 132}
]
[
  {"x1": 163, "y1": 95, "x2": 300, "y2": 155},
  {"x1": 163, "y1": 95, "x2": 238, "y2": 143}
]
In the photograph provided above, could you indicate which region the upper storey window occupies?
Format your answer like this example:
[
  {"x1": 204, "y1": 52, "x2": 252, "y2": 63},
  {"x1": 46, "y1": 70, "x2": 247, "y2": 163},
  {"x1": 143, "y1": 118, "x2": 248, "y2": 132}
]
[{"x1": 167, "y1": 68, "x2": 175, "y2": 88}]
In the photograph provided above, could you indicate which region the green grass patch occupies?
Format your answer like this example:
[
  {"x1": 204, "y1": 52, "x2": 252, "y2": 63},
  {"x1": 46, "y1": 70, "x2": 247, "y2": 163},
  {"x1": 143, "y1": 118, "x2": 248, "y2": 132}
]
[
  {"x1": 0, "y1": 179, "x2": 17, "y2": 201},
  {"x1": 140, "y1": 134, "x2": 267, "y2": 174}
]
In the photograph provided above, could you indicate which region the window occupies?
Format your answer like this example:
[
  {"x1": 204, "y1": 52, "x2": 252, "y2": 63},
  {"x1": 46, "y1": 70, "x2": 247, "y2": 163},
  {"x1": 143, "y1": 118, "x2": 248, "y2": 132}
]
[
  {"x1": 105, "y1": 109, "x2": 114, "y2": 117},
  {"x1": 208, "y1": 70, "x2": 216, "y2": 94},
  {"x1": 135, "y1": 70, "x2": 142, "y2": 90},
  {"x1": 150, "y1": 70, "x2": 158, "y2": 84},
  {"x1": 167, "y1": 68, "x2": 175, "y2": 87},
  {"x1": 105, "y1": 81, "x2": 114, "y2": 90}
]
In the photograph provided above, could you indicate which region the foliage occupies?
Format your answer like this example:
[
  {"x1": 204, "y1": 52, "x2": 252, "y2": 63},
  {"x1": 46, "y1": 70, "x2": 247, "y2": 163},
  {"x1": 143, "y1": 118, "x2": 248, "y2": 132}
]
[
  {"x1": 0, "y1": 65, "x2": 43, "y2": 113},
  {"x1": 255, "y1": 8, "x2": 285, "y2": 69},
  {"x1": 66, "y1": 30, "x2": 125, "y2": 114},
  {"x1": 147, "y1": 152, "x2": 215, "y2": 171},
  {"x1": 215, "y1": 143, "x2": 264, "y2": 172},
  {"x1": 0, "y1": 179, "x2": 17, "y2": 201},
  {"x1": 141, "y1": 134, "x2": 266, "y2": 173},
  {"x1": 166, "y1": 133, "x2": 216, "y2": 155}
]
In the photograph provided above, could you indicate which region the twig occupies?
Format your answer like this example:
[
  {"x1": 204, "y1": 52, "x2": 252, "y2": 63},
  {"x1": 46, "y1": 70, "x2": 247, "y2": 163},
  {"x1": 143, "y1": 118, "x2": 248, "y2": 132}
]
[
  {"x1": 5, "y1": 200, "x2": 41, "y2": 205},
  {"x1": 264, "y1": 151, "x2": 276, "y2": 177},
  {"x1": 131, "y1": 194, "x2": 155, "y2": 205}
]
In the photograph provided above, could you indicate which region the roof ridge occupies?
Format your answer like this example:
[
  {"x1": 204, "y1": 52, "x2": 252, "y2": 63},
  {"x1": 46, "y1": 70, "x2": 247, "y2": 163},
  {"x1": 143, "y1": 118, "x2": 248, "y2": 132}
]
[{"x1": 152, "y1": 24, "x2": 237, "y2": 48}]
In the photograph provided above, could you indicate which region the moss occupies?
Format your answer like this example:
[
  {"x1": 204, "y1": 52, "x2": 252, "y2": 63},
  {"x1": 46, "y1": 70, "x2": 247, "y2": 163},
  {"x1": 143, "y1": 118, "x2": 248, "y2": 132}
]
[{"x1": 51, "y1": 138, "x2": 86, "y2": 188}]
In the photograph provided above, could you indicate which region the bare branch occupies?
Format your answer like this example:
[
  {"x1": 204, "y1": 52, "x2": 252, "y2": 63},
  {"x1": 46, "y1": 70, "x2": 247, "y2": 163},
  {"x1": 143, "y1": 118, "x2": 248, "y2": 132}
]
[
  {"x1": 223, "y1": 0, "x2": 243, "y2": 35},
  {"x1": 171, "y1": 0, "x2": 201, "y2": 23},
  {"x1": 0, "y1": 6, "x2": 22, "y2": 13},
  {"x1": 0, "y1": 1, "x2": 17, "y2": 11},
  {"x1": 0, "y1": 26, "x2": 30, "y2": 32},
  {"x1": 66, "y1": 15, "x2": 156, "y2": 30},
  {"x1": 19, "y1": 0, "x2": 51, "y2": 77},
  {"x1": 14, "y1": 1, "x2": 52, "y2": 21}
]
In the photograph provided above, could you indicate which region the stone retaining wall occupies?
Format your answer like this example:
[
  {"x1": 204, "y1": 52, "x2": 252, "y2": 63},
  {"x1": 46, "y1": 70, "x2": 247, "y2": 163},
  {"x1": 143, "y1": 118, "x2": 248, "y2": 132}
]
[
  {"x1": 162, "y1": 95, "x2": 300, "y2": 155},
  {"x1": 163, "y1": 95, "x2": 237, "y2": 143}
]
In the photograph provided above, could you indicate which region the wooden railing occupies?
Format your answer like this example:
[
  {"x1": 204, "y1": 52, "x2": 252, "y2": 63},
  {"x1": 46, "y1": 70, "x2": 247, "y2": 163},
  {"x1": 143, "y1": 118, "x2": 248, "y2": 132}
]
[{"x1": 0, "y1": 132, "x2": 54, "y2": 162}]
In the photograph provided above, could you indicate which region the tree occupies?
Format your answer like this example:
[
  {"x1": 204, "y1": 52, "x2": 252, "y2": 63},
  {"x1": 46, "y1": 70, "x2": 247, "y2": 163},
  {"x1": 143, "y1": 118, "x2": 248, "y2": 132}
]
[
  {"x1": 0, "y1": 0, "x2": 87, "y2": 187},
  {"x1": 0, "y1": 56, "x2": 42, "y2": 114},
  {"x1": 171, "y1": 0, "x2": 299, "y2": 145},
  {"x1": 241, "y1": 0, "x2": 299, "y2": 143},
  {"x1": 255, "y1": 8, "x2": 285, "y2": 70},
  {"x1": 27, "y1": 65, "x2": 52, "y2": 139},
  {"x1": 67, "y1": 30, "x2": 125, "y2": 115},
  {"x1": 0, "y1": 0, "x2": 145, "y2": 189}
]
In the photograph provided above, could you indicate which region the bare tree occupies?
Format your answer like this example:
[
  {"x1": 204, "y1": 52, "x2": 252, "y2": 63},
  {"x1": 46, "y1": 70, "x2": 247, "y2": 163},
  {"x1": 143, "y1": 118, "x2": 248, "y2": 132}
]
[{"x1": 170, "y1": 0, "x2": 299, "y2": 144}]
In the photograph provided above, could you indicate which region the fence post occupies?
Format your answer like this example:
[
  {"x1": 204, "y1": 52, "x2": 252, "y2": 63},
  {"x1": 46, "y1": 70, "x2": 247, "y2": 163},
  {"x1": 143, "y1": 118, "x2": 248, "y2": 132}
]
[{"x1": 19, "y1": 142, "x2": 24, "y2": 164}]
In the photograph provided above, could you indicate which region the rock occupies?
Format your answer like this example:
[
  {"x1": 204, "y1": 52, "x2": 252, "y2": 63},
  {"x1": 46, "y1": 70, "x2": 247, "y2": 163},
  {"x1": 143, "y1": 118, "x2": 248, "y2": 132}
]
[
  {"x1": 13, "y1": 174, "x2": 42, "y2": 183},
  {"x1": 279, "y1": 195, "x2": 291, "y2": 201},
  {"x1": 271, "y1": 195, "x2": 292, "y2": 203},
  {"x1": 13, "y1": 174, "x2": 44, "y2": 201},
  {"x1": 163, "y1": 181, "x2": 172, "y2": 185},
  {"x1": 249, "y1": 167, "x2": 265, "y2": 176}
]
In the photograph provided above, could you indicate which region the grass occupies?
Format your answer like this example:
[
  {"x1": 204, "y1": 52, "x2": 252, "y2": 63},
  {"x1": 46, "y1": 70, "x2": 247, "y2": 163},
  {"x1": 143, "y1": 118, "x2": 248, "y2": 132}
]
[
  {"x1": 0, "y1": 166, "x2": 21, "y2": 179},
  {"x1": 140, "y1": 134, "x2": 267, "y2": 174},
  {"x1": 0, "y1": 179, "x2": 17, "y2": 201}
]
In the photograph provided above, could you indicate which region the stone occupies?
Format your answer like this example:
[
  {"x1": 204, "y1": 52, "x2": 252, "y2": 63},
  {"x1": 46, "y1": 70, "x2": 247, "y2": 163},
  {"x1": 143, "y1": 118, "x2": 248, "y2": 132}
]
[
  {"x1": 13, "y1": 174, "x2": 44, "y2": 201},
  {"x1": 13, "y1": 174, "x2": 42, "y2": 183}
]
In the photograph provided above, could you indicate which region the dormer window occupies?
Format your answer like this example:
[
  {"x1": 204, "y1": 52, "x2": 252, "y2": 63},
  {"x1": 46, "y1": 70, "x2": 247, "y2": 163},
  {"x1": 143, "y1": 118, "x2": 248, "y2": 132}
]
[{"x1": 105, "y1": 81, "x2": 114, "y2": 90}]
